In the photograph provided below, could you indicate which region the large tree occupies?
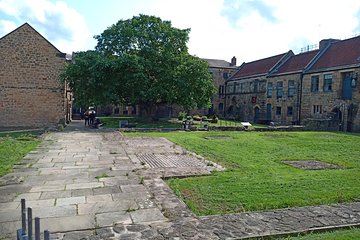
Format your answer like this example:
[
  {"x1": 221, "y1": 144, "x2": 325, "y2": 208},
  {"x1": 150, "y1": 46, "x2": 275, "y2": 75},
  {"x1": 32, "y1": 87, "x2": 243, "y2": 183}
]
[{"x1": 61, "y1": 14, "x2": 215, "y2": 116}]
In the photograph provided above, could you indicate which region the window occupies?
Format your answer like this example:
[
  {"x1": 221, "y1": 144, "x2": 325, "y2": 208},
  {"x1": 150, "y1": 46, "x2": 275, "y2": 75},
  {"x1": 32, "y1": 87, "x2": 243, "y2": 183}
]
[
  {"x1": 311, "y1": 76, "x2": 319, "y2": 92},
  {"x1": 227, "y1": 84, "x2": 234, "y2": 93},
  {"x1": 236, "y1": 83, "x2": 241, "y2": 93},
  {"x1": 223, "y1": 72, "x2": 229, "y2": 79},
  {"x1": 240, "y1": 83, "x2": 244, "y2": 93},
  {"x1": 114, "y1": 106, "x2": 120, "y2": 115},
  {"x1": 276, "y1": 81, "x2": 283, "y2": 98},
  {"x1": 288, "y1": 80, "x2": 295, "y2": 97},
  {"x1": 218, "y1": 86, "x2": 222, "y2": 95},
  {"x1": 287, "y1": 106, "x2": 293, "y2": 116},
  {"x1": 267, "y1": 82, "x2": 273, "y2": 98},
  {"x1": 253, "y1": 80, "x2": 259, "y2": 92},
  {"x1": 276, "y1": 106, "x2": 281, "y2": 115},
  {"x1": 323, "y1": 74, "x2": 332, "y2": 92},
  {"x1": 218, "y1": 103, "x2": 224, "y2": 111},
  {"x1": 233, "y1": 82, "x2": 237, "y2": 93},
  {"x1": 313, "y1": 105, "x2": 322, "y2": 114}
]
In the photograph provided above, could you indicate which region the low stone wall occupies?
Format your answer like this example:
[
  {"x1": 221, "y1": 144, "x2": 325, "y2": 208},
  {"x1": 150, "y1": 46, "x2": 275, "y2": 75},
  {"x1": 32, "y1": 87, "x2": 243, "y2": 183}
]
[{"x1": 303, "y1": 118, "x2": 340, "y2": 131}]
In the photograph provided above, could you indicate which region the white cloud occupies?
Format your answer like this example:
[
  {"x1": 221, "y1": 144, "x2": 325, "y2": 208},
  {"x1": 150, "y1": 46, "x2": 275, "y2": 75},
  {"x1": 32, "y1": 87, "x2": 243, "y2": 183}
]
[
  {"x1": 1, "y1": 0, "x2": 359, "y2": 62},
  {"x1": 0, "y1": 20, "x2": 17, "y2": 35},
  {"x1": 217, "y1": 0, "x2": 360, "y2": 61},
  {"x1": 0, "y1": 0, "x2": 91, "y2": 53}
]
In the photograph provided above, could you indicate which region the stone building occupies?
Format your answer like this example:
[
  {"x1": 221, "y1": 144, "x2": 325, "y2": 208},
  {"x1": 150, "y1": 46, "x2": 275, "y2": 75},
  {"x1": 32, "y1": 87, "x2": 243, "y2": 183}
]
[
  {"x1": 267, "y1": 50, "x2": 319, "y2": 125},
  {"x1": 0, "y1": 23, "x2": 71, "y2": 129},
  {"x1": 224, "y1": 35, "x2": 360, "y2": 132},
  {"x1": 301, "y1": 37, "x2": 360, "y2": 131},
  {"x1": 225, "y1": 52, "x2": 291, "y2": 122},
  {"x1": 203, "y1": 57, "x2": 238, "y2": 117}
]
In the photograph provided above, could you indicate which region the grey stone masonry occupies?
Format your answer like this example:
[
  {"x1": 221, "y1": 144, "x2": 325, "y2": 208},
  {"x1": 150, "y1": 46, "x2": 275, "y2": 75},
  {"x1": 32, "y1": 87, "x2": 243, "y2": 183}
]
[{"x1": 0, "y1": 120, "x2": 359, "y2": 240}]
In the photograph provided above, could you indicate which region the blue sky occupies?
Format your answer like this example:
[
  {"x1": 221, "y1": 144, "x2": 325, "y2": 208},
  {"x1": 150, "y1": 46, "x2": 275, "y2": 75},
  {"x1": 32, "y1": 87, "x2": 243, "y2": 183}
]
[{"x1": 1, "y1": 0, "x2": 360, "y2": 63}]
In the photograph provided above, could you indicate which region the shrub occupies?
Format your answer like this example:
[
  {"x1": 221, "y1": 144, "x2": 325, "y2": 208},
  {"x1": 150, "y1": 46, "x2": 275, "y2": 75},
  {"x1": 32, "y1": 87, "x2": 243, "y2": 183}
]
[
  {"x1": 178, "y1": 111, "x2": 187, "y2": 120},
  {"x1": 201, "y1": 116, "x2": 208, "y2": 121},
  {"x1": 193, "y1": 115, "x2": 201, "y2": 121},
  {"x1": 210, "y1": 116, "x2": 218, "y2": 123}
]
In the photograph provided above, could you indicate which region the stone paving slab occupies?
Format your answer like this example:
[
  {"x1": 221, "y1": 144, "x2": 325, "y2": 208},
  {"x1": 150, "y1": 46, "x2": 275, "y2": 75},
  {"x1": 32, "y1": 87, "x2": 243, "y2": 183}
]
[
  {"x1": 41, "y1": 214, "x2": 95, "y2": 233},
  {"x1": 130, "y1": 208, "x2": 167, "y2": 224},
  {"x1": 78, "y1": 200, "x2": 138, "y2": 215},
  {"x1": 96, "y1": 211, "x2": 132, "y2": 227},
  {"x1": 0, "y1": 121, "x2": 359, "y2": 240}
]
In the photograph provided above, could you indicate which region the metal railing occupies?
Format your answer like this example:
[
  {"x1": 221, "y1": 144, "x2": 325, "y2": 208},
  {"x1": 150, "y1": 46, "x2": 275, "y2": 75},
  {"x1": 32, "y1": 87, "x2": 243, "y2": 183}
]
[{"x1": 17, "y1": 199, "x2": 50, "y2": 240}]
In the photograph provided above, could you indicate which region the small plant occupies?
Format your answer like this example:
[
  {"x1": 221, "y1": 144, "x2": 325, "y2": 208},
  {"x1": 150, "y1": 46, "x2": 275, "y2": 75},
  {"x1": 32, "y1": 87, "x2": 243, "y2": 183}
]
[
  {"x1": 140, "y1": 161, "x2": 146, "y2": 166},
  {"x1": 178, "y1": 111, "x2": 187, "y2": 121},
  {"x1": 126, "y1": 207, "x2": 137, "y2": 212},
  {"x1": 95, "y1": 172, "x2": 110, "y2": 180},
  {"x1": 126, "y1": 172, "x2": 129, "y2": 176},
  {"x1": 210, "y1": 115, "x2": 219, "y2": 123},
  {"x1": 139, "y1": 176, "x2": 144, "y2": 184}
]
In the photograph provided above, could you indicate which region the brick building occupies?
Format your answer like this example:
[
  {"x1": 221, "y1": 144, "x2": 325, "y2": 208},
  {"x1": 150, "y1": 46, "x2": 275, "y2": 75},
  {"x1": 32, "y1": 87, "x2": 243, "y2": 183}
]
[{"x1": 0, "y1": 23, "x2": 71, "y2": 129}]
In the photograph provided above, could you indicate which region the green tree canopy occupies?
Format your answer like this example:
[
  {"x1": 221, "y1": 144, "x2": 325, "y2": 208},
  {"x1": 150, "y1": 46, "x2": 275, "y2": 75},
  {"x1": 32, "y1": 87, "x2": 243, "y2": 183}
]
[{"x1": 61, "y1": 14, "x2": 215, "y2": 115}]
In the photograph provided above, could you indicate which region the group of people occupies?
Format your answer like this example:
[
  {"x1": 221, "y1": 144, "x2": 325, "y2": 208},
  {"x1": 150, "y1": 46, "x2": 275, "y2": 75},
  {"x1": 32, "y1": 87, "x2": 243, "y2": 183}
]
[{"x1": 83, "y1": 108, "x2": 103, "y2": 128}]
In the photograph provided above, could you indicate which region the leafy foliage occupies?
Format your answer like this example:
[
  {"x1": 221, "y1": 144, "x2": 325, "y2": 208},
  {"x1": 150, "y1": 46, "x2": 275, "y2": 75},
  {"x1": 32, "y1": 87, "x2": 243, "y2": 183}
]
[{"x1": 61, "y1": 14, "x2": 215, "y2": 113}]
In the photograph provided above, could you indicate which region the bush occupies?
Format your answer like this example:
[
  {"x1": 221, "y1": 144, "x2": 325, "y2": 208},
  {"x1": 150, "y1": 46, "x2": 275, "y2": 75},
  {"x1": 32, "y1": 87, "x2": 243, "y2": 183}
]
[
  {"x1": 193, "y1": 115, "x2": 202, "y2": 121},
  {"x1": 178, "y1": 111, "x2": 187, "y2": 120},
  {"x1": 201, "y1": 116, "x2": 208, "y2": 121},
  {"x1": 210, "y1": 116, "x2": 218, "y2": 123}
]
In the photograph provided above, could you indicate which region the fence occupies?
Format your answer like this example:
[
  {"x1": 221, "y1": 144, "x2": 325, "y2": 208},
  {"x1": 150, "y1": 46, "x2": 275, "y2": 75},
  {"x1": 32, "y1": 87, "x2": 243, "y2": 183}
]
[{"x1": 17, "y1": 199, "x2": 50, "y2": 240}]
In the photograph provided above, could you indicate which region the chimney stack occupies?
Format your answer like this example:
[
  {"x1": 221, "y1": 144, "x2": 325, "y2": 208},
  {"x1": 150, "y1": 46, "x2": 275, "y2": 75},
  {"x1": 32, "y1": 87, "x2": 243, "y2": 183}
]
[
  {"x1": 319, "y1": 39, "x2": 340, "y2": 50},
  {"x1": 231, "y1": 56, "x2": 237, "y2": 66}
]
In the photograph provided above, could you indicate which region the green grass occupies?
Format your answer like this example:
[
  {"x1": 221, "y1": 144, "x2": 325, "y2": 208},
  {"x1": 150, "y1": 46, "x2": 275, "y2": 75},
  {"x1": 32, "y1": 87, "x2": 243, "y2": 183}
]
[
  {"x1": 124, "y1": 131, "x2": 360, "y2": 216},
  {"x1": 280, "y1": 227, "x2": 360, "y2": 240},
  {"x1": 99, "y1": 116, "x2": 182, "y2": 128},
  {"x1": 0, "y1": 133, "x2": 41, "y2": 177},
  {"x1": 99, "y1": 116, "x2": 263, "y2": 129}
]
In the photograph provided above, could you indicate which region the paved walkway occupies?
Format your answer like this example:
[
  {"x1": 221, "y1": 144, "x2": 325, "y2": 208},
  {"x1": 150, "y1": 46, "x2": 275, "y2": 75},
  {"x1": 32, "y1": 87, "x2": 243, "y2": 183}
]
[{"x1": 0, "y1": 121, "x2": 359, "y2": 239}]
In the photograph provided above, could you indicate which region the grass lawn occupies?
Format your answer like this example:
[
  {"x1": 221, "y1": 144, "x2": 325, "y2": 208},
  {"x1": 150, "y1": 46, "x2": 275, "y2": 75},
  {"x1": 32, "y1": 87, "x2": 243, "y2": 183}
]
[
  {"x1": 280, "y1": 228, "x2": 360, "y2": 240},
  {"x1": 99, "y1": 116, "x2": 182, "y2": 128},
  {"x1": 0, "y1": 132, "x2": 41, "y2": 177},
  {"x1": 99, "y1": 116, "x2": 263, "y2": 129},
  {"x1": 124, "y1": 131, "x2": 360, "y2": 216}
]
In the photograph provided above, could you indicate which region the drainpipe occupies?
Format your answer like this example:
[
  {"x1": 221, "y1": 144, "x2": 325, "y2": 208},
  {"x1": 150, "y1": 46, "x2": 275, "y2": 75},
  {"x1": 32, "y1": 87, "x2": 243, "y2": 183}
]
[
  {"x1": 298, "y1": 74, "x2": 303, "y2": 125},
  {"x1": 224, "y1": 81, "x2": 227, "y2": 118}
]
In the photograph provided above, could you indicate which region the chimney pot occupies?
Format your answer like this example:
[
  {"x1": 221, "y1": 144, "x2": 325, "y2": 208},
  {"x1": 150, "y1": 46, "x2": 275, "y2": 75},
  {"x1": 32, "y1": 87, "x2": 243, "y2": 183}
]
[{"x1": 231, "y1": 56, "x2": 237, "y2": 66}]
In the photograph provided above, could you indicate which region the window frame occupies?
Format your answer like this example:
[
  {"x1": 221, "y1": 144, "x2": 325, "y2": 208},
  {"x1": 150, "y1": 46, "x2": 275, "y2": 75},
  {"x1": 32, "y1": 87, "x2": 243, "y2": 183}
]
[
  {"x1": 288, "y1": 80, "x2": 295, "y2": 97},
  {"x1": 267, "y1": 82, "x2": 273, "y2": 98},
  {"x1": 311, "y1": 75, "x2": 319, "y2": 92},
  {"x1": 323, "y1": 74, "x2": 333, "y2": 92},
  {"x1": 276, "y1": 106, "x2": 282, "y2": 116},
  {"x1": 276, "y1": 81, "x2": 283, "y2": 98},
  {"x1": 287, "y1": 106, "x2": 293, "y2": 116}
]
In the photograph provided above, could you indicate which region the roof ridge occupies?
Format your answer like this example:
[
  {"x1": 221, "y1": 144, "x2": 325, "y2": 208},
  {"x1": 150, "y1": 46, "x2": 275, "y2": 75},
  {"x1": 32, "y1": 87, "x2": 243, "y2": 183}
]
[{"x1": 0, "y1": 22, "x2": 65, "y2": 55}]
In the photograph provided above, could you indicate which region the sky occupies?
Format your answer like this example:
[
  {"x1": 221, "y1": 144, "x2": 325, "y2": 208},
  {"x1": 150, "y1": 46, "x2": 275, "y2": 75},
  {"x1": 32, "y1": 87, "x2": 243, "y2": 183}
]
[{"x1": 0, "y1": 0, "x2": 360, "y2": 63}]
